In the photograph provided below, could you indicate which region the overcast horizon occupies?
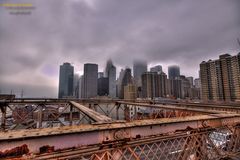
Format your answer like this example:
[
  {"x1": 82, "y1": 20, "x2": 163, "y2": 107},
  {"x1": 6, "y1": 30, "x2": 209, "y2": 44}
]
[{"x1": 0, "y1": 0, "x2": 240, "y2": 98}]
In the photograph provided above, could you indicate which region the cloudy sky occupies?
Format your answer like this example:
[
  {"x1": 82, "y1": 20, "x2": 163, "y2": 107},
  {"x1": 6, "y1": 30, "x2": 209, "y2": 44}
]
[{"x1": 0, "y1": 0, "x2": 239, "y2": 98}]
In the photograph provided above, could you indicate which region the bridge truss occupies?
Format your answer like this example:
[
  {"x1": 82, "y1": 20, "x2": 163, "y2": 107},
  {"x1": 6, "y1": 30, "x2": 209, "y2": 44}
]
[{"x1": 0, "y1": 99, "x2": 240, "y2": 159}]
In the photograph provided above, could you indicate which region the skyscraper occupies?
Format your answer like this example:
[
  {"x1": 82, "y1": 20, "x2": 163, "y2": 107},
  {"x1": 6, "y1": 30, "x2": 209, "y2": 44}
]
[
  {"x1": 97, "y1": 77, "x2": 109, "y2": 96},
  {"x1": 156, "y1": 72, "x2": 167, "y2": 97},
  {"x1": 104, "y1": 59, "x2": 117, "y2": 98},
  {"x1": 194, "y1": 78, "x2": 201, "y2": 88},
  {"x1": 79, "y1": 75, "x2": 83, "y2": 99},
  {"x1": 186, "y1": 77, "x2": 194, "y2": 87},
  {"x1": 141, "y1": 72, "x2": 167, "y2": 99},
  {"x1": 168, "y1": 65, "x2": 180, "y2": 79},
  {"x1": 83, "y1": 63, "x2": 98, "y2": 98},
  {"x1": 118, "y1": 68, "x2": 133, "y2": 99},
  {"x1": 73, "y1": 74, "x2": 80, "y2": 98},
  {"x1": 133, "y1": 60, "x2": 148, "y2": 87},
  {"x1": 58, "y1": 62, "x2": 74, "y2": 98},
  {"x1": 167, "y1": 78, "x2": 182, "y2": 99},
  {"x1": 117, "y1": 69, "x2": 125, "y2": 98},
  {"x1": 124, "y1": 84, "x2": 137, "y2": 100},
  {"x1": 142, "y1": 72, "x2": 156, "y2": 98},
  {"x1": 200, "y1": 53, "x2": 240, "y2": 102},
  {"x1": 179, "y1": 75, "x2": 191, "y2": 98},
  {"x1": 98, "y1": 72, "x2": 104, "y2": 78},
  {"x1": 150, "y1": 65, "x2": 162, "y2": 73}
]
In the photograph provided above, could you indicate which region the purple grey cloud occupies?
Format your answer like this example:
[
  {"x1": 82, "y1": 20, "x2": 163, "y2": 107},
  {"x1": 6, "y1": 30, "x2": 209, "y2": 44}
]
[{"x1": 0, "y1": 0, "x2": 239, "y2": 97}]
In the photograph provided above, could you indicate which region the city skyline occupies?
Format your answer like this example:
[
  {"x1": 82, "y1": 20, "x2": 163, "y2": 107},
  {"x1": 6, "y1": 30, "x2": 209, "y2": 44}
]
[
  {"x1": 0, "y1": 0, "x2": 239, "y2": 97},
  {"x1": 2, "y1": 59, "x2": 202, "y2": 98}
]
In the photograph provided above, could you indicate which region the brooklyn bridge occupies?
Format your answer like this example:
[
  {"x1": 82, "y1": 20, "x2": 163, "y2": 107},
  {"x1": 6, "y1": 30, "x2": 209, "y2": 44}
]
[{"x1": 1, "y1": 97, "x2": 240, "y2": 160}]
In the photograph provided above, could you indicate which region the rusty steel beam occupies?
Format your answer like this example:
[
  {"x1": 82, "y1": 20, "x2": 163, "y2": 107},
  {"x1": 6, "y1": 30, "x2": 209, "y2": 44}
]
[
  {"x1": 169, "y1": 102, "x2": 240, "y2": 111},
  {"x1": 3, "y1": 98, "x2": 240, "y2": 113},
  {"x1": 178, "y1": 103, "x2": 240, "y2": 114},
  {"x1": 32, "y1": 131, "x2": 196, "y2": 160},
  {"x1": 117, "y1": 101, "x2": 231, "y2": 115},
  {"x1": 0, "y1": 98, "x2": 119, "y2": 105},
  {"x1": 0, "y1": 113, "x2": 240, "y2": 154},
  {"x1": 1, "y1": 98, "x2": 240, "y2": 159},
  {"x1": 70, "y1": 101, "x2": 112, "y2": 123}
]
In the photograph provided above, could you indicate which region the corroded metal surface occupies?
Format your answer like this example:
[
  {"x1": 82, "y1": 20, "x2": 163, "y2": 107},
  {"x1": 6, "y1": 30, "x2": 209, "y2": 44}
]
[
  {"x1": 0, "y1": 99, "x2": 240, "y2": 159},
  {"x1": 0, "y1": 114, "x2": 240, "y2": 155},
  {"x1": 0, "y1": 114, "x2": 240, "y2": 141},
  {"x1": 117, "y1": 101, "x2": 233, "y2": 114},
  {"x1": 70, "y1": 101, "x2": 112, "y2": 123}
]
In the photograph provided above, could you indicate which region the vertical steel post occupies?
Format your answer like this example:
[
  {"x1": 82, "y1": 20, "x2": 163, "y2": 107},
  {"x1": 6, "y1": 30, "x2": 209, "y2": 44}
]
[
  {"x1": 70, "y1": 104, "x2": 73, "y2": 126},
  {"x1": 124, "y1": 104, "x2": 130, "y2": 121},
  {"x1": 116, "y1": 104, "x2": 120, "y2": 120},
  {"x1": 38, "y1": 104, "x2": 43, "y2": 128},
  {"x1": 134, "y1": 105, "x2": 137, "y2": 120},
  {"x1": 88, "y1": 103, "x2": 92, "y2": 124},
  {"x1": 1, "y1": 105, "x2": 6, "y2": 131}
]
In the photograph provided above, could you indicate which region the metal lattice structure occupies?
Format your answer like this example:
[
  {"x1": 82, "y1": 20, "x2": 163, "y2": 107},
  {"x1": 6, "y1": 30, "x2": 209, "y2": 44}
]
[
  {"x1": 0, "y1": 98, "x2": 240, "y2": 160},
  {"x1": 82, "y1": 128, "x2": 240, "y2": 160}
]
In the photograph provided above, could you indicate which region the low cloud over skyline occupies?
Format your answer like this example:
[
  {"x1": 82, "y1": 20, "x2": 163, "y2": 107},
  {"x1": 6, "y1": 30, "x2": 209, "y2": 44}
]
[{"x1": 0, "y1": 0, "x2": 240, "y2": 97}]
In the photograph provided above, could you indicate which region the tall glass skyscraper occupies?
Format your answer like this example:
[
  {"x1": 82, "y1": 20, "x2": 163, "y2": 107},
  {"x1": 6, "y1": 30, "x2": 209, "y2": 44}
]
[
  {"x1": 168, "y1": 65, "x2": 180, "y2": 79},
  {"x1": 133, "y1": 60, "x2": 147, "y2": 87},
  {"x1": 58, "y1": 62, "x2": 74, "y2": 98},
  {"x1": 104, "y1": 59, "x2": 116, "y2": 98},
  {"x1": 83, "y1": 63, "x2": 98, "y2": 98}
]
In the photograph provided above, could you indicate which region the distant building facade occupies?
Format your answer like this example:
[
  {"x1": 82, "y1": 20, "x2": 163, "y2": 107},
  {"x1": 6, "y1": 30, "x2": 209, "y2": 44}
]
[
  {"x1": 82, "y1": 63, "x2": 98, "y2": 98},
  {"x1": 167, "y1": 79, "x2": 182, "y2": 99},
  {"x1": 58, "y1": 62, "x2": 74, "y2": 98},
  {"x1": 194, "y1": 78, "x2": 201, "y2": 88},
  {"x1": 193, "y1": 78, "x2": 201, "y2": 99},
  {"x1": 124, "y1": 84, "x2": 137, "y2": 100},
  {"x1": 166, "y1": 75, "x2": 200, "y2": 100},
  {"x1": 117, "y1": 69, "x2": 125, "y2": 98},
  {"x1": 104, "y1": 59, "x2": 117, "y2": 98},
  {"x1": 200, "y1": 53, "x2": 240, "y2": 102},
  {"x1": 97, "y1": 77, "x2": 109, "y2": 96},
  {"x1": 98, "y1": 72, "x2": 104, "y2": 78},
  {"x1": 150, "y1": 65, "x2": 162, "y2": 73},
  {"x1": 168, "y1": 65, "x2": 180, "y2": 79},
  {"x1": 179, "y1": 75, "x2": 191, "y2": 98},
  {"x1": 186, "y1": 77, "x2": 194, "y2": 87},
  {"x1": 141, "y1": 72, "x2": 167, "y2": 99},
  {"x1": 133, "y1": 60, "x2": 148, "y2": 87},
  {"x1": 73, "y1": 74, "x2": 80, "y2": 98},
  {"x1": 79, "y1": 75, "x2": 83, "y2": 99},
  {"x1": 118, "y1": 68, "x2": 133, "y2": 99}
]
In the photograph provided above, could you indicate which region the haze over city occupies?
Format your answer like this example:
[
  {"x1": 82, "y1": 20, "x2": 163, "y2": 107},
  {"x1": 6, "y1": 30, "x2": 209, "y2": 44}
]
[{"x1": 0, "y1": 0, "x2": 239, "y2": 97}]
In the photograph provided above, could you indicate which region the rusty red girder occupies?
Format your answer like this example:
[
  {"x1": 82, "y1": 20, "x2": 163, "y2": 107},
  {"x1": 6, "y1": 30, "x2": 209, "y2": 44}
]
[{"x1": 0, "y1": 99, "x2": 240, "y2": 159}]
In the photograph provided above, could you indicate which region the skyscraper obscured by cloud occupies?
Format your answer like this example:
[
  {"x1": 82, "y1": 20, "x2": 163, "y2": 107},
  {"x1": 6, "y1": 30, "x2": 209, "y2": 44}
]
[
  {"x1": 73, "y1": 74, "x2": 80, "y2": 98},
  {"x1": 104, "y1": 59, "x2": 116, "y2": 98},
  {"x1": 133, "y1": 60, "x2": 148, "y2": 87},
  {"x1": 168, "y1": 65, "x2": 180, "y2": 79},
  {"x1": 83, "y1": 63, "x2": 98, "y2": 98},
  {"x1": 150, "y1": 65, "x2": 162, "y2": 73},
  {"x1": 118, "y1": 68, "x2": 133, "y2": 99},
  {"x1": 98, "y1": 72, "x2": 104, "y2": 78},
  {"x1": 58, "y1": 62, "x2": 74, "y2": 98}
]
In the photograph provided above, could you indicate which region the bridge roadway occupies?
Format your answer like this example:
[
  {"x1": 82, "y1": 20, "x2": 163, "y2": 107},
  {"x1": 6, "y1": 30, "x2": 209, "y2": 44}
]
[
  {"x1": 3, "y1": 98, "x2": 240, "y2": 111},
  {"x1": 0, "y1": 99, "x2": 240, "y2": 159}
]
